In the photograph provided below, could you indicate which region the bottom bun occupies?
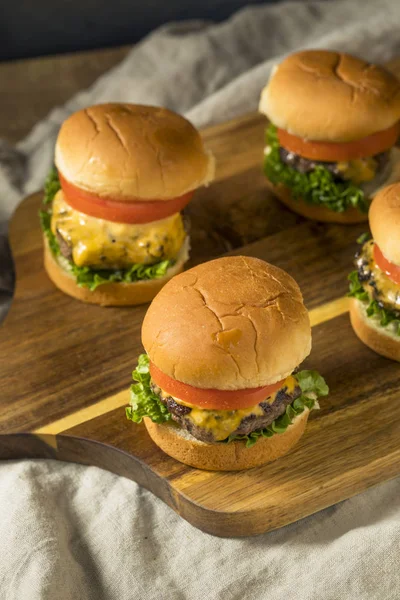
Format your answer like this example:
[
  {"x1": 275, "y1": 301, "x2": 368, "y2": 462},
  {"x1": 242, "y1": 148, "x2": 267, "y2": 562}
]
[
  {"x1": 44, "y1": 238, "x2": 189, "y2": 306},
  {"x1": 144, "y1": 408, "x2": 310, "y2": 471},
  {"x1": 350, "y1": 298, "x2": 400, "y2": 362},
  {"x1": 266, "y1": 180, "x2": 368, "y2": 224}
]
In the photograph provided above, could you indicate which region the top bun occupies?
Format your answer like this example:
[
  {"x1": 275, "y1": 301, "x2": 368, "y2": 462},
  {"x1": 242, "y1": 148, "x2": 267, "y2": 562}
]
[
  {"x1": 369, "y1": 182, "x2": 400, "y2": 266},
  {"x1": 259, "y1": 50, "x2": 400, "y2": 142},
  {"x1": 55, "y1": 103, "x2": 214, "y2": 201},
  {"x1": 142, "y1": 256, "x2": 311, "y2": 390}
]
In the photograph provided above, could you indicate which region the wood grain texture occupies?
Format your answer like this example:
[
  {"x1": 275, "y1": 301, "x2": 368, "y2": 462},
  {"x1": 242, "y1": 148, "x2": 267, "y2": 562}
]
[
  {"x1": 0, "y1": 113, "x2": 307, "y2": 434},
  {"x1": 0, "y1": 196, "x2": 363, "y2": 433},
  {"x1": 1, "y1": 58, "x2": 400, "y2": 536},
  {"x1": 1, "y1": 312, "x2": 399, "y2": 537}
]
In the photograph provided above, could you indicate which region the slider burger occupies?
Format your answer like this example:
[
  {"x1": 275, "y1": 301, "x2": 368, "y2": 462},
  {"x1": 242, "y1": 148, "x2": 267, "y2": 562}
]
[
  {"x1": 349, "y1": 182, "x2": 400, "y2": 361},
  {"x1": 259, "y1": 50, "x2": 400, "y2": 223},
  {"x1": 40, "y1": 103, "x2": 214, "y2": 305},
  {"x1": 126, "y1": 256, "x2": 328, "y2": 471}
]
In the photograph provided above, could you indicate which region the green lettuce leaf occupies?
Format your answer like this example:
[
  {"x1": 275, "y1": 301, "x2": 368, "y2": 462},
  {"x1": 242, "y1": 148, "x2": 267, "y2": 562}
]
[
  {"x1": 348, "y1": 270, "x2": 400, "y2": 334},
  {"x1": 295, "y1": 369, "x2": 329, "y2": 398},
  {"x1": 39, "y1": 209, "x2": 60, "y2": 257},
  {"x1": 125, "y1": 355, "x2": 329, "y2": 448},
  {"x1": 39, "y1": 168, "x2": 174, "y2": 291},
  {"x1": 43, "y1": 166, "x2": 61, "y2": 205},
  {"x1": 66, "y1": 259, "x2": 172, "y2": 291},
  {"x1": 226, "y1": 369, "x2": 329, "y2": 448},
  {"x1": 264, "y1": 124, "x2": 368, "y2": 213},
  {"x1": 126, "y1": 354, "x2": 171, "y2": 424},
  {"x1": 348, "y1": 270, "x2": 369, "y2": 302}
]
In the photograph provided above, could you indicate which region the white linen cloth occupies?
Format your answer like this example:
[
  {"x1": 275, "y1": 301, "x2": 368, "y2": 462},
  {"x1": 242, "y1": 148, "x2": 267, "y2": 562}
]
[{"x1": 1, "y1": 1, "x2": 400, "y2": 597}]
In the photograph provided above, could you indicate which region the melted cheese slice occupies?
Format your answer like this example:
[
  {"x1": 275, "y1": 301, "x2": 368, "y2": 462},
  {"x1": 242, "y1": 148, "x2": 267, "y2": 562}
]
[
  {"x1": 337, "y1": 157, "x2": 377, "y2": 184},
  {"x1": 161, "y1": 375, "x2": 298, "y2": 441},
  {"x1": 51, "y1": 191, "x2": 186, "y2": 268}
]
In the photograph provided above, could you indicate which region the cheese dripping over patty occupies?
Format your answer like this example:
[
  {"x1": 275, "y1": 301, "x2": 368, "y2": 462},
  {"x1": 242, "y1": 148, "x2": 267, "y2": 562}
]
[
  {"x1": 159, "y1": 375, "x2": 298, "y2": 441},
  {"x1": 51, "y1": 190, "x2": 186, "y2": 269}
]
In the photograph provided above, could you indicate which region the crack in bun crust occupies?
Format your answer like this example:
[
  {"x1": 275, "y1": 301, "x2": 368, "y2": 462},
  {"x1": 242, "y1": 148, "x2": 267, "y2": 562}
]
[
  {"x1": 55, "y1": 104, "x2": 215, "y2": 200},
  {"x1": 142, "y1": 256, "x2": 311, "y2": 389},
  {"x1": 259, "y1": 50, "x2": 400, "y2": 142}
]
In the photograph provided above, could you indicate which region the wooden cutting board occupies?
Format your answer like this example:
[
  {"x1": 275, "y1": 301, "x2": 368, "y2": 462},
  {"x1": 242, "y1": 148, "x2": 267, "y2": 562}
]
[{"x1": 2, "y1": 65, "x2": 400, "y2": 535}]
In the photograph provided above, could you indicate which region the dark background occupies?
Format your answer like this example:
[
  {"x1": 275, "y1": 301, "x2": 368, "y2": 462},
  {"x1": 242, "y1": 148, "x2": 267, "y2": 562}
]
[{"x1": 1, "y1": 0, "x2": 277, "y2": 61}]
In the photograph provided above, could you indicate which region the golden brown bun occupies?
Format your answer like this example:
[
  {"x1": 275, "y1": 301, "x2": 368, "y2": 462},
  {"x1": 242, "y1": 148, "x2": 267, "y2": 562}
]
[
  {"x1": 259, "y1": 50, "x2": 400, "y2": 142},
  {"x1": 267, "y1": 180, "x2": 368, "y2": 224},
  {"x1": 55, "y1": 104, "x2": 214, "y2": 200},
  {"x1": 43, "y1": 238, "x2": 188, "y2": 306},
  {"x1": 142, "y1": 256, "x2": 311, "y2": 389},
  {"x1": 350, "y1": 298, "x2": 400, "y2": 362},
  {"x1": 369, "y1": 182, "x2": 400, "y2": 265},
  {"x1": 144, "y1": 409, "x2": 309, "y2": 471}
]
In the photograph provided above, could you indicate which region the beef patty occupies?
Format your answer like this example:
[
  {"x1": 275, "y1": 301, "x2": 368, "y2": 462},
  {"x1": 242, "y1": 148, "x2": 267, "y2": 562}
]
[
  {"x1": 56, "y1": 230, "x2": 73, "y2": 261},
  {"x1": 279, "y1": 147, "x2": 390, "y2": 182},
  {"x1": 55, "y1": 213, "x2": 191, "y2": 265},
  {"x1": 151, "y1": 381, "x2": 302, "y2": 443}
]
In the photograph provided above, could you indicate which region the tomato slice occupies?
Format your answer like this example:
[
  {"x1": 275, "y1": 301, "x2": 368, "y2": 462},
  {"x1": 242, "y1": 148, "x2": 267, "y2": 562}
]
[
  {"x1": 374, "y1": 244, "x2": 400, "y2": 285},
  {"x1": 277, "y1": 122, "x2": 399, "y2": 162},
  {"x1": 59, "y1": 173, "x2": 194, "y2": 224},
  {"x1": 149, "y1": 362, "x2": 285, "y2": 410}
]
